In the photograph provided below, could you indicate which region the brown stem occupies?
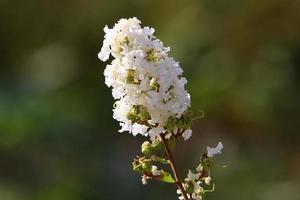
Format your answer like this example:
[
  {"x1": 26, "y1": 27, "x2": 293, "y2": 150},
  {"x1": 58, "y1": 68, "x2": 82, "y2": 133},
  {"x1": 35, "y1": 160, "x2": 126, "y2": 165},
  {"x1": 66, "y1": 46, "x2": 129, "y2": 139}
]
[{"x1": 159, "y1": 133, "x2": 189, "y2": 200}]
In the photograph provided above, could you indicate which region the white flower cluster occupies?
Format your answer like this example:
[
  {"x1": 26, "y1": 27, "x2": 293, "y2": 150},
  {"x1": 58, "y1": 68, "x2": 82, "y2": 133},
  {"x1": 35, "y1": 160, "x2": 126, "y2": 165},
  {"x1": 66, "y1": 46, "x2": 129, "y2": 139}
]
[
  {"x1": 177, "y1": 142, "x2": 223, "y2": 200},
  {"x1": 141, "y1": 165, "x2": 161, "y2": 185},
  {"x1": 98, "y1": 17, "x2": 192, "y2": 140},
  {"x1": 177, "y1": 180, "x2": 204, "y2": 200},
  {"x1": 178, "y1": 170, "x2": 206, "y2": 200}
]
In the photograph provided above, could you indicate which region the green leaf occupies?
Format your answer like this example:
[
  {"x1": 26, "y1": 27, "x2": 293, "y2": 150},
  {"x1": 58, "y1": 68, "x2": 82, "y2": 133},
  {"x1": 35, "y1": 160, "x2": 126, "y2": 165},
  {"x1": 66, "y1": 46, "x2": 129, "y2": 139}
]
[{"x1": 157, "y1": 172, "x2": 176, "y2": 183}]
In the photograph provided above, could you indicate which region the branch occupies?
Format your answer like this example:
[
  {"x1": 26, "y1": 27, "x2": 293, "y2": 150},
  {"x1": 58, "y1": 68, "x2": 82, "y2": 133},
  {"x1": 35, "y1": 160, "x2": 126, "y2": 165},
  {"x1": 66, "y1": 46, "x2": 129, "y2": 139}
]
[{"x1": 160, "y1": 133, "x2": 189, "y2": 200}]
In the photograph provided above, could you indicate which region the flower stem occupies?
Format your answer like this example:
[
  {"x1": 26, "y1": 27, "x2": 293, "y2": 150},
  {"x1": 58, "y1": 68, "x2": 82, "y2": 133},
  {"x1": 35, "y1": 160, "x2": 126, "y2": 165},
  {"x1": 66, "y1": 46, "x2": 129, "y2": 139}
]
[{"x1": 160, "y1": 133, "x2": 189, "y2": 200}]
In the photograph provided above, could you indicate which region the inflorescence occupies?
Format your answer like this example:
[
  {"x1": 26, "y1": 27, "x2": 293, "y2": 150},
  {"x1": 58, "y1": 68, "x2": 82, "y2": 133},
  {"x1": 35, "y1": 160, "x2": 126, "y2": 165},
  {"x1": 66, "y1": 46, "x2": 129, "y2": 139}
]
[{"x1": 98, "y1": 17, "x2": 223, "y2": 200}]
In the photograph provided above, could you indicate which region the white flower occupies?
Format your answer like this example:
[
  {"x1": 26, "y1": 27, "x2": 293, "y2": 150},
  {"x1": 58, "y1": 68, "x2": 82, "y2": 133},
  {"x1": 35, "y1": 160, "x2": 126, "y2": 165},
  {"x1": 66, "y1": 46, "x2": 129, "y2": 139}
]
[
  {"x1": 182, "y1": 129, "x2": 192, "y2": 141},
  {"x1": 132, "y1": 124, "x2": 148, "y2": 136},
  {"x1": 178, "y1": 195, "x2": 185, "y2": 200},
  {"x1": 151, "y1": 165, "x2": 161, "y2": 176},
  {"x1": 148, "y1": 127, "x2": 164, "y2": 141},
  {"x1": 177, "y1": 188, "x2": 191, "y2": 200},
  {"x1": 177, "y1": 182, "x2": 204, "y2": 200},
  {"x1": 195, "y1": 165, "x2": 203, "y2": 173},
  {"x1": 186, "y1": 170, "x2": 201, "y2": 181},
  {"x1": 204, "y1": 176, "x2": 212, "y2": 185},
  {"x1": 192, "y1": 193, "x2": 202, "y2": 200},
  {"x1": 207, "y1": 142, "x2": 223, "y2": 157},
  {"x1": 191, "y1": 181, "x2": 203, "y2": 200},
  {"x1": 99, "y1": 17, "x2": 192, "y2": 140},
  {"x1": 141, "y1": 176, "x2": 148, "y2": 185}
]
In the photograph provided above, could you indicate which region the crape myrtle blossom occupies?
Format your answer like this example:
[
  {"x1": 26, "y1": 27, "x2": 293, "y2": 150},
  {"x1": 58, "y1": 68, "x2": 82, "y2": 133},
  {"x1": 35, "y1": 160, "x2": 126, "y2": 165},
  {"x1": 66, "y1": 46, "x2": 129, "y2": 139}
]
[
  {"x1": 207, "y1": 142, "x2": 223, "y2": 157},
  {"x1": 99, "y1": 17, "x2": 192, "y2": 141},
  {"x1": 99, "y1": 18, "x2": 223, "y2": 200},
  {"x1": 177, "y1": 142, "x2": 223, "y2": 200}
]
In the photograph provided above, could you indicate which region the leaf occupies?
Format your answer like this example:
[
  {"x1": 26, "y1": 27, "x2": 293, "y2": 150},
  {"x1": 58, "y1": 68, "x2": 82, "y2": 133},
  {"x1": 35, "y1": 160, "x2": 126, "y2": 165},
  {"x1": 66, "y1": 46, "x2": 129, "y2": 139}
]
[{"x1": 157, "y1": 172, "x2": 176, "y2": 183}]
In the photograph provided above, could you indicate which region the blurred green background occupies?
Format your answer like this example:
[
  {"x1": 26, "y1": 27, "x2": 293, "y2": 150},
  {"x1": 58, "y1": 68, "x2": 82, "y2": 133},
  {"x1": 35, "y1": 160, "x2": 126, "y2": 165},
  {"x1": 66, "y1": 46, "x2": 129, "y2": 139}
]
[{"x1": 1, "y1": 0, "x2": 300, "y2": 199}]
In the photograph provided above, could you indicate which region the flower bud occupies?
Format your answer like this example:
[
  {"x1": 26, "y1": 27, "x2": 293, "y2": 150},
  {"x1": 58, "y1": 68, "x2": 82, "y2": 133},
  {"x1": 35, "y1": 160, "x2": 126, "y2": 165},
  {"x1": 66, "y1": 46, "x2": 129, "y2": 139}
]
[
  {"x1": 141, "y1": 141, "x2": 153, "y2": 156},
  {"x1": 127, "y1": 112, "x2": 139, "y2": 123},
  {"x1": 200, "y1": 155, "x2": 212, "y2": 172},
  {"x1": 132, "y1": 159, "x2": 143, "y2": 173},
  {"x1": 142, "y1": 162, "x2": 152, "y2": 173},
  {"x1": 141, "y1": 176, "x2": 148, "y2": 185},
  {"x1": 205, "y1": 176, "x2": 212, "y2": 185},
  {"x1": 151, "y1": 140, "x2": 163, "y2": 151},
  {"x1": 184, "y1": 182, "x2": 195, "y2": 194}
]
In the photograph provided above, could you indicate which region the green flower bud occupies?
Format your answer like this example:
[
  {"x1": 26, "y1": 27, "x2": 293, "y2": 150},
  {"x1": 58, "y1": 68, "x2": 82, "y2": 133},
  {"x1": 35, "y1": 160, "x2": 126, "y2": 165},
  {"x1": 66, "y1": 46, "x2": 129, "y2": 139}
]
[
  {"x1": 141, "y1": 140, "x2": 163, "y2": 157},
  {"x1": 132, "y1": 159, "x2": 143, "y2": 173},
  {"x1": 127, "y1": 107, "x2": 139, "y2": 123},
  {"x1": 151, "y1": 140, "x2": 163, "y2": 151},
  {"x1": 184, "y1": 182, "x2": 194, "y2": 194},
  {"x1": 142, "y1": 162, "x2": 152, "y2": 173},
  {"x1": 127, "y1": 113, "x2": 138, "y2": 123},
  {"x1": 200, "y1": 154, "x2": 212, "y2": 172},
  {"x1": 141, "y1": 141, "x2": 153, "y2": 156}
]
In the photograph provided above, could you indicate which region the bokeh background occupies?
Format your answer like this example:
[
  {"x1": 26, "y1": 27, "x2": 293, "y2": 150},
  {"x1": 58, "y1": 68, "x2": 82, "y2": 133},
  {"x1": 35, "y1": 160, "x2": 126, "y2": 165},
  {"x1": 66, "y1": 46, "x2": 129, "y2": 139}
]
[{"x1": 1, "y1": 0, "x2": 300, "y2": 199}]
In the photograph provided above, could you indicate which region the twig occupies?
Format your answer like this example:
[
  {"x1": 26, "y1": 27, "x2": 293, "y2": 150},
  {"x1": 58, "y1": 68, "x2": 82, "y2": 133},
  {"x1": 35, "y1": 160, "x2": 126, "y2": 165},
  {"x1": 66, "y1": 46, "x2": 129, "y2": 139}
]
[{"x1": 160, "y1": 133, "x2": 189, "y2": 200}]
